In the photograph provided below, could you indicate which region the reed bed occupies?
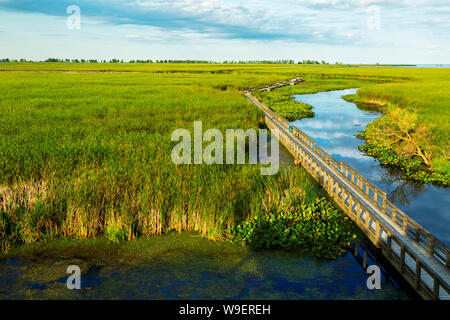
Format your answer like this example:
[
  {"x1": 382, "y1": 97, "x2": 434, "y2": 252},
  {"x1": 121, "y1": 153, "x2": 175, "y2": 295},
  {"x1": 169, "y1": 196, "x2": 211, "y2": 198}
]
[{"x1": 0, "y1": 64, "x2": 448, "y2": 252}]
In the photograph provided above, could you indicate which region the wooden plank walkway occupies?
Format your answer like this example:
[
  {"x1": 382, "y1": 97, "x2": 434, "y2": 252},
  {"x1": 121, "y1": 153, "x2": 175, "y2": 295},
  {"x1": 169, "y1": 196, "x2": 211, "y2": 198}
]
[{"x1": 244, "y1": 86, "x2": 450, "y2": 300}]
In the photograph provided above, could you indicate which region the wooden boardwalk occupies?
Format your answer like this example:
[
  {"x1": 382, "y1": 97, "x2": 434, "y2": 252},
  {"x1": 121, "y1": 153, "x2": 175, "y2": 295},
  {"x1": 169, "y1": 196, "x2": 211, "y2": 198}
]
[{"x1": 244, "y1": 85, "x2": 450, "y2": 300}]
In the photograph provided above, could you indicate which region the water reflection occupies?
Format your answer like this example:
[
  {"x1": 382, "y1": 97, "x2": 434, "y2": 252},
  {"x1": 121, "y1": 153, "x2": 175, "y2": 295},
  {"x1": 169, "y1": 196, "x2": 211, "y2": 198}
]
[{"x1": 292, "y1": 89, "x2": 450, "y2": 245}]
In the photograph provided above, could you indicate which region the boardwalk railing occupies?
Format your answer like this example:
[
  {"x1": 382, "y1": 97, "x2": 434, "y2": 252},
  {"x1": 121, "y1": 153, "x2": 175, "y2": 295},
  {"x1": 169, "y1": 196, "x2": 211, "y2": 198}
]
[
  {"x1": 245, "y1": 88, "x2": 450, "y2": 300},
  {"x1": 245, "y1": 78, "x2": 304, "y2": 92}
]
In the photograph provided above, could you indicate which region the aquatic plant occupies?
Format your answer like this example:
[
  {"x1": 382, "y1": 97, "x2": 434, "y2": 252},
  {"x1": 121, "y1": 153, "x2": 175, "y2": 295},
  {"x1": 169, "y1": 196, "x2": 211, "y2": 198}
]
[
  {"x1": 359, "y1": 142, "x2": 449, "y2": 186},
  {"x1": 228, "y1": 197, "x2": 356, "y2": 259}
]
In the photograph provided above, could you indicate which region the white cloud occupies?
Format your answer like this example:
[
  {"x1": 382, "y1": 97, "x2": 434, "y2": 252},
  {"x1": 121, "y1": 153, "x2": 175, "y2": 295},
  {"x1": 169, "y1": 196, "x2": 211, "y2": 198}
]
[{"x1": 0, "y1": 0, "x2": 449, "y2": 62}]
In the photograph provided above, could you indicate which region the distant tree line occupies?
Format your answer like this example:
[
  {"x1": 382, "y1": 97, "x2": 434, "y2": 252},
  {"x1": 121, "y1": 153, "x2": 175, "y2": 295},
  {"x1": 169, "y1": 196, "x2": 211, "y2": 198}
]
[
  {"x1": 223, "y1": 60, "x2": 295, "y2": 64},
  {"x1": 154, "y1": 60, "x2": 216, "y2": 64},
  {"x1": 46, "y1": 58, "x2": 102, "y2": 63},
  {"x1": 298, "y1": 60, "x2": 320, "y2": 64},
  {"x1": 1, "y1": 58, "x2": 29, "y2": 62},
  {"x1": 1, "y1": 58, "x2": 343, "y2": 65}
]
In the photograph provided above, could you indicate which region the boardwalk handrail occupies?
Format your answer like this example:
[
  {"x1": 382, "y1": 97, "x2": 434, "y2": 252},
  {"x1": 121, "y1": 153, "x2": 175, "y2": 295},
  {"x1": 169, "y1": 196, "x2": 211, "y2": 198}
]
[
  {"x1": 245, "y1": 78, "x2": 304, "y2": 92},
  {"x1": 245, "y1": 90, "x2": 450, "y2": 269}
]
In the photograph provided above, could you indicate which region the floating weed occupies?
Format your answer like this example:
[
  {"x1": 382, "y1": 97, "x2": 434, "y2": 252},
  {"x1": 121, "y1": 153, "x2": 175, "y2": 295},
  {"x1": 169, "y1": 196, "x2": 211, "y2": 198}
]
[{"x1": 228, "y1": 197, "x2": 357, "y2": 259}]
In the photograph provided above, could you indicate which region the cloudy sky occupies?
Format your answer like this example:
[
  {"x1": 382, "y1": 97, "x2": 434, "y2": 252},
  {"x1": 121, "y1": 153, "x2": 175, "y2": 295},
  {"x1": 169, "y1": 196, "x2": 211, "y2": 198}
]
[{"x1": 1, "y1": 0, "x2": 449, "y2": 63}]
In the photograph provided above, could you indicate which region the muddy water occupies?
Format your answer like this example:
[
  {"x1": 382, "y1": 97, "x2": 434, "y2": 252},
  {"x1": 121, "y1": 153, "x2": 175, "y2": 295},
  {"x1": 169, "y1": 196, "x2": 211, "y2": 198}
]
[{"x1": 292, "y1": 89, "x2": 450, "y2": 245}]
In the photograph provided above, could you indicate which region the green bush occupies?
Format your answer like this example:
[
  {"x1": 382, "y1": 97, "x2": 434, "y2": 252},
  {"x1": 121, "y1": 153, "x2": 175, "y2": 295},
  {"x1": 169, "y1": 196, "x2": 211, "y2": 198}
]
[
  {"x1": 254, "y1": 90, "x2": 314, "y2": 121},
  {"x1": 359, "y1": 143, "x2": 449, "y2": 186},
  {"x1": 227, "y1": 198, "x2": 356, "y2": 259}
]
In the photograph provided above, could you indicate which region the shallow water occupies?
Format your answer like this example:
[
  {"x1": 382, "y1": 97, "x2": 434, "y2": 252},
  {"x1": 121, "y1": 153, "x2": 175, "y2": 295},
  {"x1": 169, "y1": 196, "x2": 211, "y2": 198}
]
[
  {"x1": 0, "y1": 235, "x2": 413, "y2": 300},
  {"x1": 292, "y1": 89, "x2": 450, "y2": 245}
]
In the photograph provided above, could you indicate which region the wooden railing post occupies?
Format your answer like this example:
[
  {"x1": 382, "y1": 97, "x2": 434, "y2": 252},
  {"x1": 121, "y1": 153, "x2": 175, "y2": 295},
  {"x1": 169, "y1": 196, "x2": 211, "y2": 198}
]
[
  {"x1": 363, "y1": 248, "x2": 368, "y2": 269},
  {"x1": 365, "y1": 212, "x2": 370, "y2": 231},
  {"x1": 415, "y1": 259, "x2": 422, "y2": 290},
  {"x1": 349, "y1": 196, "x2": 353, "y2": 214},
  {"x1": 433, "y1": 277, "x2": 440, "y2": 300},
  {"x1": 381, "y1": 192, "x2": 387, "y2": 215},
  {"x1": 400, "y1": 245, "x2": 406, "y2": 272},
  {"x1": 387, "y1": 234, "x2": 392, "y2": 259},
  {"x1": 403, "y1": 218, "x2": 408, "y2": 232},
  {"x1": 389, "y1": 206, "x2": 397, "y2": 223},
  {"x1": 325, "y1": 172, "x2": 331, "y2": 194},
  {"x1": 429, "y1": 238, "x2": 435, "y2": 256},
  {"x1": 375, "y1": 221, "x2": 381, "y2": 246}
]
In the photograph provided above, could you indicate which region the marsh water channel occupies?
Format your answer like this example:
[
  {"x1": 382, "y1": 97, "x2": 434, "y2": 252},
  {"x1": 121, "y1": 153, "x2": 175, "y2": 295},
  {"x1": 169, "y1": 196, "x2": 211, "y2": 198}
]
[
  {"x1": 2, "y1": 88, "x2": 439, "y2": 300},
  {"x1": 292, "y1": 89, "x2": 450, "y2": 246}
]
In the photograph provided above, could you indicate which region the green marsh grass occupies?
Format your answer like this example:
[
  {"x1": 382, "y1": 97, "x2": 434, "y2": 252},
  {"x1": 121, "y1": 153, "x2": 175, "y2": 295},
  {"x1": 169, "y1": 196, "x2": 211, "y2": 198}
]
[
  {"x1": 0, "y1": 63, "x2": 448, "y2": 254},
  {"x1": 0, "y1": 70, "x2": 327, "y2": 253}
]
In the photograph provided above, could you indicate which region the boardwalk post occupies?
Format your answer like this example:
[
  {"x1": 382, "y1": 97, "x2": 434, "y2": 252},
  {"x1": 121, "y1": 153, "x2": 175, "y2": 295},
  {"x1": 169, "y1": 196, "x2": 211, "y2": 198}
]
[
  {"x1": 325, "y1": 172, "x2": 330, "y2": 192},
  {"x1": 349, "y1": 195, "x2": 353, "y2": 214},
  {"x1": 415, "y1": 229, "x2": 421, "y2": 242},
  {"x1": 430, "y1": 238, "x2": 435, "y2": 256},
  {"x1": 363, "y1": 249, "x2": 368, "y2": 269},
  {"x1": 356, "y1": 202, "x2": 361, "y2": 220},
  {"x1": 433, "y1": 277, "x2": 440, "y2": 299},
  {"x1": 400, "y1": 245, "x2": 406, "y2": 272},
  {"x1": 416, "y1": 259, "x2": 422, "y2": 290},
  {"x1": 365, "y1": 212, "x2": 370, "y2": 230},
  {"x1": 381, "y1": 192, "x2": 387, "y2": 214},
  {"x1": 375, "y1": 221, "x2": 381, "y2": 246},
  {"x1": 387, "y1": 235, "x2": 392, "y2": 259},
  {"x1": 331, "y1": 177, "x2": 336, "y2": 197},
  {"x1": 402, "y1": 217, "x2": 408, "y2": 232}
]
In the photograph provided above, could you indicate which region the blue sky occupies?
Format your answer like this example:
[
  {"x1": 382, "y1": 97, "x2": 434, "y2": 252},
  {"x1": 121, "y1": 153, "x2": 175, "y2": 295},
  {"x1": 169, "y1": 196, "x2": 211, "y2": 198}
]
[{"x1": 1, "y1": 0, "x2": 449, "y2": 63}]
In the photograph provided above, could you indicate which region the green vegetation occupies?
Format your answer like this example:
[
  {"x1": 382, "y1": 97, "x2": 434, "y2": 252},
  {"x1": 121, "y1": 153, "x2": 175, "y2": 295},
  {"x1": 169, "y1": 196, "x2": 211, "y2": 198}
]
[
  {"x1": 0, "y1": 63, "x2": 448, "y2": 257},
  {"x1": 363, "y1": 108, "x2": 448, "y2": 185},
  {"x1": 253, "y1": 68, "x2": 449, "y2": 184},
  {"x1": 228, "y1": 198, "x2": 356, "y2": 259},
  {"x1": 254, "y1": 75, "x2": 392, "y2": 121},
  {"x1": 0, "y1": 66, "x2": 350, "y2": 257},
  {"x1": 353, "y1": 73, "x2": 449, "y2": 173},
  {"x1": 358, "y1": 141, "x2": 448, "y2": 185},
  {"x1": 254, "y1": 89, "x2": 315, "y2": 121},
  {"x1": 344, "y1": 73, "x2": 450, "y2": 185}
]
